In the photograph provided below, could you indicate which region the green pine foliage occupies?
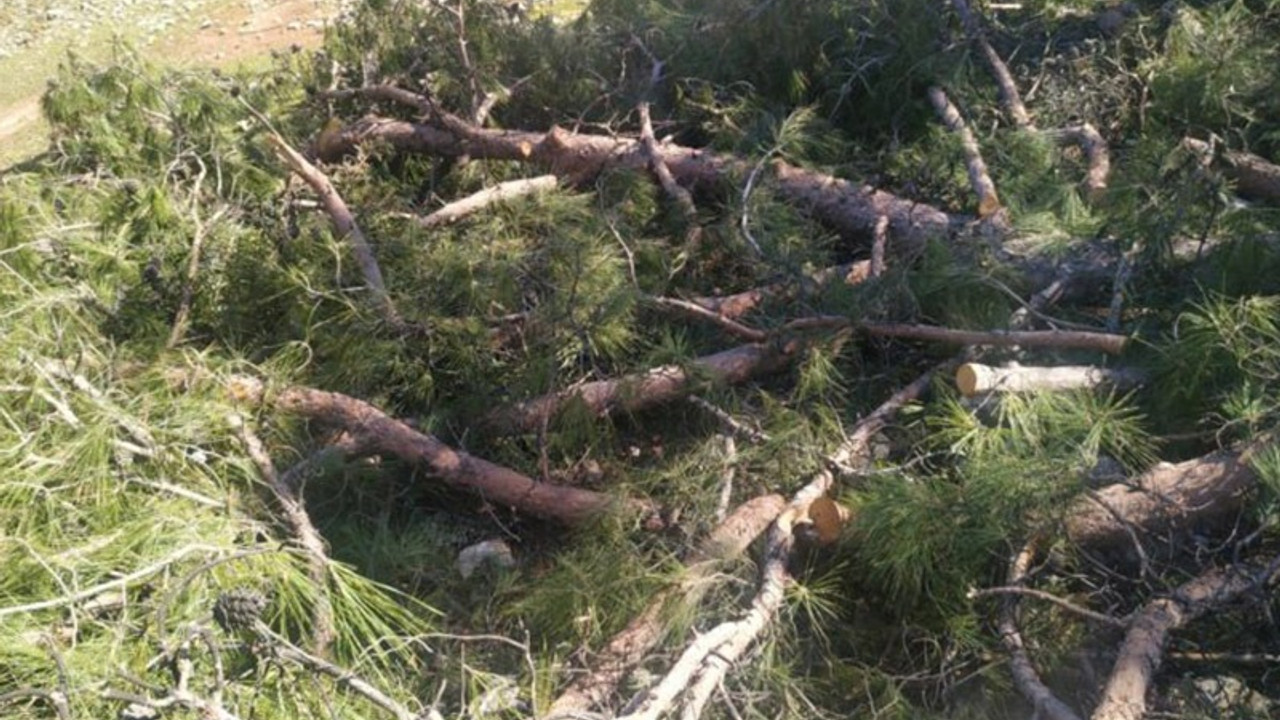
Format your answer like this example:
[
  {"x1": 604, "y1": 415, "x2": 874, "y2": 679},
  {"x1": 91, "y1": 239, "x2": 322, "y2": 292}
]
[{"x1": 3, "y1": 0, "x2": 1280, "y2": 717}]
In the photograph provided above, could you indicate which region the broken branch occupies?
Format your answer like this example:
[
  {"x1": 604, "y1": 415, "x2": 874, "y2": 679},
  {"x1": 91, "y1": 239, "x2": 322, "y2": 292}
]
[
  {"x1": 415, "y1": 175, "x2": 557, "y2": 228},
  {"x1": 928, "y1": 86, "x2": 1002, "y2": 218}
]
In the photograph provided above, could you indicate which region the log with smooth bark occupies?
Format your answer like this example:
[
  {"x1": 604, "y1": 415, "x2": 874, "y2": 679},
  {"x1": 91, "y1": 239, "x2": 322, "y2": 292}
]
[
  {"x1": 1065, "y1": 445, "x2": 1261, "y2": 550},
  {"x1": 227, "y1": 377, "x2": 639, "y2": 525},
  {"x1": 955, "y1": 362, "x2": 1145, "y2": 396},
  {"x1": 1090, "y1": 556, "x2": 1280, "y2": 720},
  {"x1": 315, "y1": 90, "x2": 964, "y2": 250}
]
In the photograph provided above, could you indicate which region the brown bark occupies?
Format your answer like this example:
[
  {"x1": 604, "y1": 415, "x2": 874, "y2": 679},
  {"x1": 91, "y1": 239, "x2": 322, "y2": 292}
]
[
  {"x1": 484, "y1": 340, "x2": 804, "y2": 436},
  {"x1": 315, "y1": 93, "x2": 963, "y2": 250},
  {"x1": 266, "y1": 134, "x2": 401, "y2": 326},
  {"x1": 950, "y1": 0, "x2": 1032, "y2": 129},
  {"x1": 543, "y1": 494, "x2": 785, "y2": 719},
  {"x1": 1065, "y1": 446, "x2": 1260, "y2": 549},
  {"x1": 1182, "y1": 137, "x2": 1280, "y2": 203},
  {"x1": 1090, "y1": 558, "x2": 1279, "y2": 720},
  {"x1": 228, "y1": 377, "x2": 638, "y2": 525}
]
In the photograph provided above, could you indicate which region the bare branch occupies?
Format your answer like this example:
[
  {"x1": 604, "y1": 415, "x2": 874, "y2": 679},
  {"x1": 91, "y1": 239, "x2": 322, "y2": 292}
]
[
  {"x1": 647, "y1": 296, "x2": 768, "y2": 342},
  {"x1": 228, "y1": 377, "x2": 646, "y2": 525},
  {"x1": 928, "y1": 86, "x2": 1002, "y2": 218},
  {"x1": 861, "y1": 322, "x2": 1128, "y2": 354},
  {"x1": 1182, "y1": 137, "x2": 1280, "y2": 202},
  {"x1": 1092, "y1": 556, "x2": 1280, "y2": 720},
  {"x1": 969, "y1": 585, "x2": 1128, "y2": 628},
  {"x1": 950, "y1": 0, "x2": 1032, "y2": 129}
]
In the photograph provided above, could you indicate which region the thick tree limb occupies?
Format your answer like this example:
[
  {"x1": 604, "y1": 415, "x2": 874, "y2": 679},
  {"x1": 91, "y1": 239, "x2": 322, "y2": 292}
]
[
  {"x1": 928, "y1": 86, "x2": 1002, "y2": 218},
  {"x1": 1182, "y1": 137, "x2": 1280, "y2": 203},
  {"x1": 415, "y1": 175, "x2": 558, "y2": 228},
  {"x1": 314, "y1": 94, "x2": 964, "y2": 251},
  {"x1": 861, "y1": 323, "x2": 1128, "y2": 354},
  {"x1": 266, "y1": 133, "x2": 402, "y2": 326},
  {"x1": 955, "y1": 363, "x2": 1145, "y2": 396},
  {"x1": 543, "y1": 494, "x2": 785, "y2": 719},
  {"x1": 1065, "y1": 445, "x2": 1261, "y2": 550},
  {"x1": 483, "y1": 340, "x2": 804, "y2": 436},
  {"x1": 1090, "y1": 556, "x2": 1280, "y2": 720},
  {"x1": 228, "y1": 377, "x2": 642, "y2": 525}
]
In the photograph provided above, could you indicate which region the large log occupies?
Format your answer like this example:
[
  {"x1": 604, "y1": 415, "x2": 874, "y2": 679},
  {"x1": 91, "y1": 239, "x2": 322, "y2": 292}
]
[
  {"x1": 315, "y1": 90, "x2": 964, "y2": 251},
  {"x1": 1066, "y1": 446, "x2": 1260, "y2": 549}
]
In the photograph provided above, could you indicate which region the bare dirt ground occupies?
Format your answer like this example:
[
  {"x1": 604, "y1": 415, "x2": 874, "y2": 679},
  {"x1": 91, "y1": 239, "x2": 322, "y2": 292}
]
[{"x1": 0, "y1": 0, "x2": 341, "y2": 167}]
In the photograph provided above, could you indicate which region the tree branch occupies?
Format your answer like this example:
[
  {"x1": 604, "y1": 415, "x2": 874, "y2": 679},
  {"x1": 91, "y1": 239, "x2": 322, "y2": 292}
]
[
  {"x1": 414, "y1": 175, "x2": 558, "y2": 228},
  {"x1": 928, "y1": 85, "x2": 1002, "y2": 218}
]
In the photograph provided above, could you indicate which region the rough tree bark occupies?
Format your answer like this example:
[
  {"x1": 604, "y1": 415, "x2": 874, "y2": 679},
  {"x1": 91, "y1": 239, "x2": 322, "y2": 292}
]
[{"x1": 227, "y1": 377, "x2": 649, "y2": 525}]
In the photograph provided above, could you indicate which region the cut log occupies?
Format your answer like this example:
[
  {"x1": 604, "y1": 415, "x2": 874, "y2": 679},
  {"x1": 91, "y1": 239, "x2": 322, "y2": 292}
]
[
  {"x1": 955, "y1": 363, "x2": 1145, "y2": 396},
  {"x1": 928, "y1": 85, "x2": 1002, "y2": 218}
]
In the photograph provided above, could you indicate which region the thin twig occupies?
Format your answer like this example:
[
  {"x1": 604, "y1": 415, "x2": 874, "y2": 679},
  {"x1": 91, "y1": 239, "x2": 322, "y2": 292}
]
[
  {"x1": 970, "y1": 585, "x2": 1128, "y2": 628},
  {"x1": 231, "y1": 414, "x2": 336, "y2": 656}
]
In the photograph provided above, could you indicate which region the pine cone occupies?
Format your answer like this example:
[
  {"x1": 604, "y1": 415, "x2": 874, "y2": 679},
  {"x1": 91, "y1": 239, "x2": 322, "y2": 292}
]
[{"x1": 213, "y1": 587, "x2": 268, "y2": 633}]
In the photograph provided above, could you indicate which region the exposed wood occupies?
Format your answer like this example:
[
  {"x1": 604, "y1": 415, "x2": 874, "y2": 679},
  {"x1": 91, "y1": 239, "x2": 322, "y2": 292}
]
[
  {"x1": 870, "y1": 216, "x2": 888, "y2": 278},
  {"x1": 928, "y1": 85, "x2": 1002, "y2": 218},
  {"x1": 1182, "y1": 137, "x2": 1280, "y2": 203},
  {"x1": 1090, "y1": 556, "x2": 1280, "y2": 720},
  {"x1": 314, "y1": 90, "x2": 965, "y2": 251},
  {"x1": 483, "y1": 340, "x2": 805, "y2": 436},
  {"x1": 542, "y1": 494, "x2": 785, "y2": 719},
  {"x1": 415, "y1": 175, "x2": 557, "y2": 228},
  {"x1": 955, "y1": 362, "x2": 1145, "y2": 396},
  {"x1": 227, "y1": 377, "x2": 643, "y2": 526},
  {"x1": 1066, "y1": 445, "x2": 1261, "y2": 550},
  {"x1": 861, "y1": 323, "x2": 1128, "y2": 354}
]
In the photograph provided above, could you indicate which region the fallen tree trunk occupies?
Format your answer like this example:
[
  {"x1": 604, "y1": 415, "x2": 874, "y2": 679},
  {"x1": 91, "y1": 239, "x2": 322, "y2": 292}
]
[
  {"x1": 955, "y1": 362, "x2": 1145, "y2": 396},
  {"x1": 227, "y1": 377, "x2": 645, "y2": 525},
  {"x1": 315, "y1": 90, "x2": 964, "y2": 251},
  {"x1": 1066, "y1": 445, "x2": 1260, "y2": 549}
]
